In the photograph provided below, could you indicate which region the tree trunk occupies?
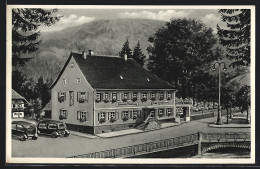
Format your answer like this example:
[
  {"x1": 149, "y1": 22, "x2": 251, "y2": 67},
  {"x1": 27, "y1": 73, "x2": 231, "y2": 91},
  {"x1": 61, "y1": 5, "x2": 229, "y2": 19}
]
[
  {"x1": 246, "y1": 109, "x2": 249, "y2": 124},
  {"x1": 226, "y1": 108, "x2": 229, "y2": 124},
  {"x1": 229, "y1": 107, "x2": 232, "y2": 118}
]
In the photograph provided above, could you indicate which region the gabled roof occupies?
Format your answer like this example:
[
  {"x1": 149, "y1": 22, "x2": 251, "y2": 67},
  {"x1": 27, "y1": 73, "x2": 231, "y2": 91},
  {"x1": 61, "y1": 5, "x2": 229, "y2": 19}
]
[
  {"x1": 51, "y1": 52, "x2": 176, "y2": 90},
  {"x1": 12, "y1": 89, "x2": 29, "y2": 103}
]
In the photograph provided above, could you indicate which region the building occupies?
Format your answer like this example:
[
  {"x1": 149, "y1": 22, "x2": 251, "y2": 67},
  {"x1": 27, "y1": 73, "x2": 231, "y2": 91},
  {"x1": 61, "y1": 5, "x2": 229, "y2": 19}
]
[
  {"x1": 50, "y1": 51, "x2": 190, "y2": 134},
  {"x1": 12, "y1": 89, "x2": 28, "y2": 118},
  {"x1": 41, "y1": 101, "x2": 52, "y2": 119}
]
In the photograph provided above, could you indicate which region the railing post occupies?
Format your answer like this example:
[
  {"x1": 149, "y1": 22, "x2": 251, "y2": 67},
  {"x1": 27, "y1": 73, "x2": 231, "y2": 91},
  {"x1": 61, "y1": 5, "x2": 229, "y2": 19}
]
[{"x1": 198, "y1": 132, "x2": 202, "y2": 155}]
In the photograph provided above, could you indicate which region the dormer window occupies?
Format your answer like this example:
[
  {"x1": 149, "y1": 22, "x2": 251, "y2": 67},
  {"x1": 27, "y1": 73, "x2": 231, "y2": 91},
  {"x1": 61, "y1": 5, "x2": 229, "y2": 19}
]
[
  {"x1": 77, "y1": 78, "x2": 81, "y2": 84},
  {"x1": 105, "y1": 93, "x2": 109, "y2": 100},
  {"x1": 96, "y1": 93, "x2": 101, "y2": 102},
  {"x1": 63, "y1": 78, "x2": 66, "y2": 86},
  {"x1": 112, "y1": 93, "x2": 117, "y2": 101},
  {"x1": 167, "y1": 92, "x2": 172, "y2": 100},
  {"x1": 143, "y1": 93, "x2": 147, "y2": 99}
]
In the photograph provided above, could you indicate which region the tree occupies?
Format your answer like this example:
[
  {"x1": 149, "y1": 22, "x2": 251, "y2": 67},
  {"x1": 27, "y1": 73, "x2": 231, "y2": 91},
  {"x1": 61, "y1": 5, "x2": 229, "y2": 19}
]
[
  {"x1": 217, "y1": 9, "x2": 250, "y2": 67},
  {"x1": 12, "y1": 8, "x2": 61, "y2": 66},
  {"x1": 235, "y1": 85, "x2": 250, "y2": 123},
  {"x1": 132, "y1": 41, "x2": 146, "y2": 66},
  {"x1": 119, "y1": 39, "x2": 132, "y2": 58},
  {"x1": 147, "y1": 18, "x2": 220, "y2": 99},
  {"x1": 221, "y1": 86, "x2": 236, "y2": 124}
]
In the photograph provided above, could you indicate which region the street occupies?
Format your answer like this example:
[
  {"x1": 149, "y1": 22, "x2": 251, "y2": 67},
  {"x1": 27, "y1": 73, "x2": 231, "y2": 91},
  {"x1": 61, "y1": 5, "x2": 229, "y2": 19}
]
[{"x1": 11, "y1": 116, "x2": 250, "y2": 158}]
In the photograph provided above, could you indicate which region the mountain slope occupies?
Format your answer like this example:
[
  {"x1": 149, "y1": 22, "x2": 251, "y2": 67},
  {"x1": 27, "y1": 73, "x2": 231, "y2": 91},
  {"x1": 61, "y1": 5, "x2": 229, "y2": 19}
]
[{"x1": 18, "y1": 19, "x2": 166, "y2": 81}]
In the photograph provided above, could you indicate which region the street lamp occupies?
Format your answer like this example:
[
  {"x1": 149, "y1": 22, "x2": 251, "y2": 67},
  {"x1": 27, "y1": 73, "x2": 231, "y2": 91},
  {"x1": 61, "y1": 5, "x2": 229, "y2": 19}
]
[{"x1": 211, "y1": 62, "x2": 227, "y2": 125}]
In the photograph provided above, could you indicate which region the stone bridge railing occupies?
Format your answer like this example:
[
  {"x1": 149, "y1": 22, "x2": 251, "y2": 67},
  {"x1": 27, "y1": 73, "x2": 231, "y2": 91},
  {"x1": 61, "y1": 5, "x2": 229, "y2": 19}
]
[{"x1": 68, "y1": 132, "x2": 250, "y2": 158}]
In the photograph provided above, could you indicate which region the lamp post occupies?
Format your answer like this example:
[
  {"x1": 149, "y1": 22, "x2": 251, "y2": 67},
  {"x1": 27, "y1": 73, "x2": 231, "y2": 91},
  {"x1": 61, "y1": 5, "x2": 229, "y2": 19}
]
[{"x1": 211, "y1": 62, "x2": 227, "y2": 125}]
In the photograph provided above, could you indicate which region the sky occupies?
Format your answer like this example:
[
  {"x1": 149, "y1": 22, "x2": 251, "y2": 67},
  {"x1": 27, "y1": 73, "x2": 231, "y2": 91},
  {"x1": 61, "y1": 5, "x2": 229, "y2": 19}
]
[{"x1": 40, "y1": 7, "x2": 226, "y2": 33}]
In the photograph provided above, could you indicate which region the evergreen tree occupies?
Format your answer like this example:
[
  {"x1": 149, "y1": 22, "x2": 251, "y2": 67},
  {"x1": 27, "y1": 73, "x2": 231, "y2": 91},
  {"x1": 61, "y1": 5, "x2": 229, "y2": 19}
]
[
  {"x1": 235, "y1": 85, "x2": 250, "y2": 123},
  {"x1": 12, "y1": 8, "x2": 61, "y2": 66},
  {"x1": 217, "y1": 9, "x2": 251, "y2": 67},
  {"x1": 119, "y1": 39, "x2": 132, "y2": 58},
  {"x1": 132, "y1": 41, "x2": 146, "y2": 66}
]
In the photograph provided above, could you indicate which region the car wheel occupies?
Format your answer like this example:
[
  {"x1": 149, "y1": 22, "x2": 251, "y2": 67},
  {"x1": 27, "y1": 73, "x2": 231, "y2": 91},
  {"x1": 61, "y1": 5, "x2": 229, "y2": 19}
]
[
  {"x1": 37, "y1": 130, "x2": 41, "y2": 135},
  {"x1": 64, "y1": 133, "x2": 69, "y2": 137},
  {"x1": 19, "y1": 134, "x2": 26, "y2": 141},
  {"x1": 51, "y1": 132, "x2": 58, "y2": 138}
]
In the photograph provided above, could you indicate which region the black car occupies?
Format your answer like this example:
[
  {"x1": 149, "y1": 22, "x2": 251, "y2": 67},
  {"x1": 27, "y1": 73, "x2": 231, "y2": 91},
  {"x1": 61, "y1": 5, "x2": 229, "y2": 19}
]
[
  {"x1": 37, "y1": 120, "x2": 70, "y2": 138},
  {"x1": 12, "y1": 121, "x2": 38, "y2": 141}
]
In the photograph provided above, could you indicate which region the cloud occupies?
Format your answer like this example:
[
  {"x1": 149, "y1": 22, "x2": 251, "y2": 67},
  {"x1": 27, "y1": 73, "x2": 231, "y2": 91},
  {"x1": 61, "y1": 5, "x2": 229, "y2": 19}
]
[
  {"x1": 201, "y1": 13, "x2": 222, "y2": 33},
  {"x1": 119, "y1": 10, "x2": 190, "y2": 21},
  {"x1": 41, "y1": 14, "x2": 95, "y2": 32}
]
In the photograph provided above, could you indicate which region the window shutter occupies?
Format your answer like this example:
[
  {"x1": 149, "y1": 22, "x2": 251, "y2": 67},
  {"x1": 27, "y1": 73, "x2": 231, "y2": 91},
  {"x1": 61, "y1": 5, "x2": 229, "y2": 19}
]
[
  {"x1": 129, "y1": 111, "x2": 133, "y2": 119},
  {"x1": 147, "y1": 93, "x2": 150, "y2": 99},
  {"x1": 77, "y1": 92, "x2": 80, "y2": 102},
  {"x1": 156, "y1": 93, "x2": 160, "y2": 100},
  {"x1": 109, "y1": 92, "x2": 112, "y2": 101},
  {"x1": 121, "y1": 92, "x2": 124, "y2": 100},
  {"x1": 107, "y1": 112, "x2": 110, "y2": 120},
  {"x1": 137, "y1": 93, "x2": 140, "y2": 100},
  {"x1": 116, "y1": 111, "x2": 119, "y2": 119},
  {"x1": 121, "y1": 111, "x2": 124, "y2": 119},
  {"x1": 164, "y1": 91, "x2": 167, "y2": 100},
  {"x1": 58, "y1": 92, "x2": 60, "y2": 99},
  {"x1": 98, "y1": 113, "x2": 100, "y2": 121},
  {"x1": 66, "y1": 110, "x2": 68, "y2": 119},
  {"x1": 64, "y1": 92, "x2": 66, "y2": 100},
  {"x1": 104, "y1": 112, "x2": 106, "y2": 120},
  {"x1": 86, "y1": 112, "x2": 89, "y2": 121},
  {"x1": 117, "y1": 93, "x2": 120, "y2": 101},
  {"x1": 140, "y1": 93, "x2": 143, "y2": 99},
  {"x1": 137, "y1": 110, "x2": 141, "y2": 118},
  {"x1": 77, "y1": 111, "x2": 81, "y2": 120},
  {"x1": 86, "y1": 92, "x2": 89, "y2": 102},
  {"x1": 102, "y1": 92, "x2": 106, "y2": 101},
  {"x1": 128, "y1": 92, "x2": 132, "y2": 100},
  {"x1": 60, "y1": 109, "x2": 62, "y2": 116}
]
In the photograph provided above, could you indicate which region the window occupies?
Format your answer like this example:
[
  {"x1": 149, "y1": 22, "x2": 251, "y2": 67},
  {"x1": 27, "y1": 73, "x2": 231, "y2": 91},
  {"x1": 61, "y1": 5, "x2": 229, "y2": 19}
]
[
  {"x1": 123, "y1": 93, "x2": 128, "y2": 100},
  {"x1": 110, "y1": 112, "x2": 115, "y2": 119},
  {"x1": 81, "y1": 111, "x2": 87, "y2": 121},
  {"x1": 167, "y1": 108, "x2": 172, "y2": 116},
  {"x1": 63, "y1": 78, "x2": 66, "y2": 86},
  {"x1": 112, "y1": 93, "x2": 117, "y2": 101},
  {"x1": 160, "y1": 93, "x2": 164, "y2": 100},
  {"x1": 69, "y1": 91, "x2": 74, "y2": 106},
  {"x1": 123, "y1": 111, "x2": 128, "y2": 117},
  {"x1": 105, "y1": 93, "x2": 109, "y2": 100},
  {"x1": 77, "y1": 111, "x2": 87, "y2": 122},
  {"x1": 58, "y1": 92, "x2": 66, "y2": 102},
  {"x1": 77, "y1": 78, "x2": 81, "y2": 84},
  {"x1": 150, "y1": 111, "x2": 155, "y2": 117},
  {"x1": 133, "y1": 111, "x2": 138, "y2": 119},
  {"x1": 167, "y1": 92, "x2": 172, "y2": 99},
  {"x1": 151, "y1": 93, "x2": 156, "y2": 100},
  {"x1": 133, "y1": 93, "x2": 137, "y2": 98},
  {"x1": 38, "y1": 123, "x2": 47, "y2": 129},
  {"x1": 143, "y1": 93, "x2": 147, "y2": 99},
  {"x1": 71, "y1": 62, "x2": 74, "y2": 68},
  {"x1": 158, "y1": 109, "x2": 164, "y2": 117},
  {"x1": 101, "y1": 112, "x2": 106, "y2": 119},
  {"x1": 60, "y1": 109, "x2": 68, "y2": 119},
  {"x1": 96, "y1": 93, "x2": 101, "y2": 102},
  {"x1": 48, "y1": 124, "x2": 57, "y2": 129},
  {"x1": 78, "y1": 92, "x2": 87, "y2": 103}
]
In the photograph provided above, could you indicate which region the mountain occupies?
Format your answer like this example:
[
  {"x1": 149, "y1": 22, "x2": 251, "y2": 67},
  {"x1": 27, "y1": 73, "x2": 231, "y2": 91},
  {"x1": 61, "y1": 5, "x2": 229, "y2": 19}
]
[{"x1": 18, "y1": 19, "x2": 166, "y2": 81}]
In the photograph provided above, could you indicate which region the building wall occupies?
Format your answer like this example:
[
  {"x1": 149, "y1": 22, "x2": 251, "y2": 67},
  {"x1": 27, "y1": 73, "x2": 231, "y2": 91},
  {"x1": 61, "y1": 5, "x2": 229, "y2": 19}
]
[
  {"x1": 93, "y1": 90, "x2": 176, "y2": 129},
  {"x1": 51, "y1": 57, "x2": 94, "y2": 128},
  {"x1": 12, "y1": 99, "x2": 25, "y2": 118}
]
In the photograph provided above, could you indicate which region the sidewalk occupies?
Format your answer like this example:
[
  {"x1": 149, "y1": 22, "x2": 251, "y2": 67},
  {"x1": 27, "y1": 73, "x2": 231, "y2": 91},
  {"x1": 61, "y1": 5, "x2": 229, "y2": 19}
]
[
  {"x1": 209, "y1": 123, "x2": 251, "y2": 128},
  {"x1": 70, "y1": 131, "x2": 98, "y2": 139}
]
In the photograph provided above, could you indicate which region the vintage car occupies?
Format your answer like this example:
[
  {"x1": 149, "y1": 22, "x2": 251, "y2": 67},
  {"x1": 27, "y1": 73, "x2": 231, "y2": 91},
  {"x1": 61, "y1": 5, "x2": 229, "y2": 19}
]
[
  {"x1": 12, "y1": 121, "x2": 38, "y2": 141},
  {"x1": 37, "y1": 120, "x2": 70, "y2": 138}
]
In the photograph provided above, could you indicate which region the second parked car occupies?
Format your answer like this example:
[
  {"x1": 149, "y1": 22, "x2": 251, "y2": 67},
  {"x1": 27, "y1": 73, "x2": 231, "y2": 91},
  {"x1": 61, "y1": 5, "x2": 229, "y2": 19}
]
[
  {"x1": 12, "y1": 121, "x2": 38, "y2": 141},
  {"x1": 37, "y1": 120, "x2": 70, "y2": 138}
]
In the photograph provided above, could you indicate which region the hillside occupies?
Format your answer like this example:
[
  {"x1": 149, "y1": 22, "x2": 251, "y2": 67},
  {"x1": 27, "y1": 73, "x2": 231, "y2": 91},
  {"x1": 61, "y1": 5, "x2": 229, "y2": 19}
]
[{"x1": 18, "y1": 19, "x2": 166, "y2": 81}]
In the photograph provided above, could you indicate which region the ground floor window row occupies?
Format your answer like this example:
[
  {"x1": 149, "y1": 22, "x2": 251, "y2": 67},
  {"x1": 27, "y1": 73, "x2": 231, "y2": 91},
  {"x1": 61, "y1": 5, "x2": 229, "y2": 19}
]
[
  {"x1": 59, "y1": 109, "x2": 89, "y2": 122},
  {"x1": 12, "y1": 112, "x2": 24, "y2": 118}
]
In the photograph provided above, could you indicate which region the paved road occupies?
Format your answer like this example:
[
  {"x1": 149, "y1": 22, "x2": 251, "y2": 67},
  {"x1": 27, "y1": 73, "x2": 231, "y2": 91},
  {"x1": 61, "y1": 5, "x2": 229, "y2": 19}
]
[{"x1": 11, "y1": 116, "x2": 250, "y2": 157}]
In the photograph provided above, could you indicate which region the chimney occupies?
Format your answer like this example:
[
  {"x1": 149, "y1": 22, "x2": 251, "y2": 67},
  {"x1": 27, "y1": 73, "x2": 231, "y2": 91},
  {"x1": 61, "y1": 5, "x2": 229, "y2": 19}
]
[
  {"x1": 124, "y1": 53, "x2": 127, "y2": 61},
  {"x1": 88, "y1": 50, "x2": 94, "y2": 56},
  {"x1": 82, "y1": 51, "x2": 87, "y2": 59}
]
